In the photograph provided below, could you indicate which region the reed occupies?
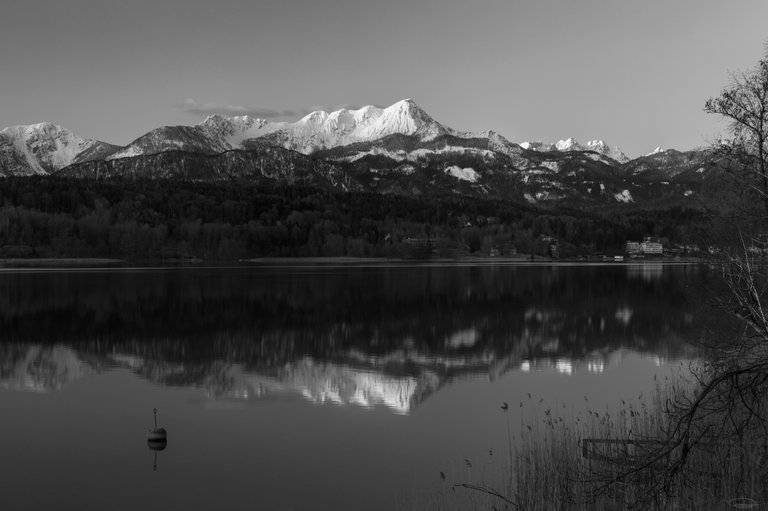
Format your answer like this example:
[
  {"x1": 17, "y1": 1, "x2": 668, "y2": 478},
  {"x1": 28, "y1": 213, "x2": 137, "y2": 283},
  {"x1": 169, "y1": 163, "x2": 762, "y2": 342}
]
[{"x1": 431, "y1": 374, "x2": 768, "y2": 510}]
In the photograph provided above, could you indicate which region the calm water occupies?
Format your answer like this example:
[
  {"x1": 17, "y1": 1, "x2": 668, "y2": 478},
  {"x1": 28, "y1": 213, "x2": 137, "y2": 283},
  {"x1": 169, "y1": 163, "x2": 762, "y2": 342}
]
[{"x1": 0, "y1": 263, "x2": 714, "y2": 510}]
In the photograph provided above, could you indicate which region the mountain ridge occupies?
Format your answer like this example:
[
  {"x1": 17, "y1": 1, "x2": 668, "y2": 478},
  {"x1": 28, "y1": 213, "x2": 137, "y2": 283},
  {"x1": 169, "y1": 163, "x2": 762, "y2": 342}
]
[
  {"x1": 2, "y1": 99, "x2": 669, "y2": 176},
  {"x1": 521, "y1": 138, "x2": 630, "y2": 163},
  {"x1": 0, "y1": 99, "x2": 720, "y2": 209}
]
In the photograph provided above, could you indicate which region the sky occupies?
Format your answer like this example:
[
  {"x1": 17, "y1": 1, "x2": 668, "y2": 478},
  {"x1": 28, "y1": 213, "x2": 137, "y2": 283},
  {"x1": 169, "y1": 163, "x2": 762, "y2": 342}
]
[{"x1": 1, "y1": 0, "x2": 767, "y2": 158}]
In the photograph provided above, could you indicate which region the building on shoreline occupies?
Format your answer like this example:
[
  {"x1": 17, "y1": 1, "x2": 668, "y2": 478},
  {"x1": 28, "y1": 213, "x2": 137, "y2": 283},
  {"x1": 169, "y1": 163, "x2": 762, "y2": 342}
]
[{"x1": 626, "y1": 237, "x2": 663, "y2": 256}]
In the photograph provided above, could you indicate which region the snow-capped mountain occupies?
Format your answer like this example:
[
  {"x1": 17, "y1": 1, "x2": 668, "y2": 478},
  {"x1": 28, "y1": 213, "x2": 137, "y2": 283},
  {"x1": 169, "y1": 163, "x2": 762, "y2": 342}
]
[
  {"x1": 0, "y1": 100, "x2": 442, "y2": 174},
  {"x1": 0, "y1": 99, "x2": 721, "y2": 208},
  {"x1": 0, "y1": 122, "x2": 118, "y2": 176},
  {"x1": 251, "y1": 99, "x2": 439, "y2": 153},
  {"x1": 0, "y1": 101, "x2": 639, "y2": 177},
  {"x1": 107, "y1": 98, "x2": 439, "y2": 160},
  {"x1": 521, "y1": 138, "x2": 629, "y2": 163}
]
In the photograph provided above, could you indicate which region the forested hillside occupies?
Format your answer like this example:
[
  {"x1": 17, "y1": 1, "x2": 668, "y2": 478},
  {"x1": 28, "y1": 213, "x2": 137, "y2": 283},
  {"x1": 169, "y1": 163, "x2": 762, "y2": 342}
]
[{"x1": 0, "y1": 177, "x2": 706, "y2": 260}]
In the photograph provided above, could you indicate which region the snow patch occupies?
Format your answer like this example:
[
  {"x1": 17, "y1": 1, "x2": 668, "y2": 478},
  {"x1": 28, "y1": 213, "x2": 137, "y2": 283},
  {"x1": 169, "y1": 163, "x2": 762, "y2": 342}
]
[
  {"x1": 444, "y1": 165, "x2": 479, "y2": 182},
  {"x1": 535, "y1": 190, "x2": 561, "y2": 201},
  {"x1": 107, "y1": 146, "x2": 144, "y2": 160},
  {"x1": 614, "y1": 189, "x2": 633, "y2": 203},
  {"x1": 370, "y1": 164, "x2": 416, "y2": 176},
  {"x1": 540, "y1": 161, "x2": 559, "y2": 171}
]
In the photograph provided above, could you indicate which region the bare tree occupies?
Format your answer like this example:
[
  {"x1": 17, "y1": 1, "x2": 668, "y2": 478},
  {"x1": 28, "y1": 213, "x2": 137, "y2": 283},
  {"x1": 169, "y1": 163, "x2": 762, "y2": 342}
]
[
  {"x1": 705, "y1": 48, "x2": 768, "y2": 218},
  {"x1": 454, "y1": 46, "x2": 768, "y2": 511},
  {"x1": 587, "y1": 48, "x2": 768, "y2": 509},
  {"x1": 550, "y1": 48, "x2": 768, "y2": 510}
]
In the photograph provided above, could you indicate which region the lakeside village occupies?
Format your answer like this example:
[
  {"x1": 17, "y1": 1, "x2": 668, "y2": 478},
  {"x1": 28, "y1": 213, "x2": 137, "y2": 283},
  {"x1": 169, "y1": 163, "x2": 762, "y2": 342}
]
[
  {"x1": 524, "y1": 234, "x2": 768, "y2": 261},
  {"x1": 400, "y1": 234, "x2": 768, "y2": 262},
  {"x1": 497, "y1": 235, "x2": 703, "y2": 262},
  {"x1": 517, "y1": 234, "x2": 766, "y2": 261}
]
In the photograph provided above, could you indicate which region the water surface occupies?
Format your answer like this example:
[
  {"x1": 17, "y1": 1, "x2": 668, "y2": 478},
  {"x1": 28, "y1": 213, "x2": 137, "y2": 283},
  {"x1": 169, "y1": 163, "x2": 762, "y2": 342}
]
[{"x1": 0, "y1": 263, "x2": 713, "y2": 510}]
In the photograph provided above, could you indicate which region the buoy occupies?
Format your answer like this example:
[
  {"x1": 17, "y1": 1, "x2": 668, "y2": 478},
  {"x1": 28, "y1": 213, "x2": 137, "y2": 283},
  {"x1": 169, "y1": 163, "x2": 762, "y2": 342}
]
[{"x1": 147, "y1": 408, "x2": 167, "y2": 451}]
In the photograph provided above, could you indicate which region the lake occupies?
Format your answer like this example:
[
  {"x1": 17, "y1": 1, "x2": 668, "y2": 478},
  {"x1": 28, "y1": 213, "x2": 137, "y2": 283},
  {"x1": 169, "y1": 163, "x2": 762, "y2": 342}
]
[{"x1": 0, "y1": 262, "x2": 714, "y2": 510}]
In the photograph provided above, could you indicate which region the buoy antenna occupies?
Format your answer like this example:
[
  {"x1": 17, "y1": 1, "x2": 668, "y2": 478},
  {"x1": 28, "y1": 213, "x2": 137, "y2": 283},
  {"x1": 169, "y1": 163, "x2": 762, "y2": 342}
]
[{"x1": 153, "y1": 408, "x2": 158, "y2": 428}]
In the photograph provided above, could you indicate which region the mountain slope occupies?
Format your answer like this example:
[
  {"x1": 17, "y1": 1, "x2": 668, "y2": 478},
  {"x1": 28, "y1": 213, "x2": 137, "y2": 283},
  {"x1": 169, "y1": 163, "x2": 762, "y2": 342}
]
[
  {"x1": 0, "y1": 123, "x2": 119, "y2": 176},
  {"x1": 59, "y1": 143, "x2": 363, "y2": 191}
]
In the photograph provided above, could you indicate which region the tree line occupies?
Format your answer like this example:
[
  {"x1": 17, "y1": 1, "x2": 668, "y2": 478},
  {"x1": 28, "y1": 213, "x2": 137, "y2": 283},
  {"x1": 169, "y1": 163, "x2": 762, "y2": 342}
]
[{"x1": 0, "y1": 176, "x2": 707, "y2": 260}]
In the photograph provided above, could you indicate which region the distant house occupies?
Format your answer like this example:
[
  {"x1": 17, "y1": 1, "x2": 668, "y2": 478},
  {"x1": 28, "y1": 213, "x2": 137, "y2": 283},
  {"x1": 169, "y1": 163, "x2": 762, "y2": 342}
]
[
  {"x1": 625, "y1": 237, "x2": 663, "y2": 255},
  {"x1": 640, "y1": 236, "x2": 663, "y2": 255},
  {"x1": 625, "y1": 241, "x2": 641, "y2": 254}
]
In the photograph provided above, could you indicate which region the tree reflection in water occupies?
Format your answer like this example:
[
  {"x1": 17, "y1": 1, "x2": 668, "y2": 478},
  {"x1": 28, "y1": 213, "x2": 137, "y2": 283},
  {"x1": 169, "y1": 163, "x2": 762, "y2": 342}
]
[{"x1": 0, "y1": 264, "x2": 721, "y2": 413}]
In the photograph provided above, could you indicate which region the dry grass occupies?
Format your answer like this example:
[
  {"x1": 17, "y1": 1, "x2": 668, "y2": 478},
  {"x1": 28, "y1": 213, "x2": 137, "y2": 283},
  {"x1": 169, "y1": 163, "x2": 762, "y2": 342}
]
[{"x1": 421, "y1": 373, "x2": 768, "y2": 510}]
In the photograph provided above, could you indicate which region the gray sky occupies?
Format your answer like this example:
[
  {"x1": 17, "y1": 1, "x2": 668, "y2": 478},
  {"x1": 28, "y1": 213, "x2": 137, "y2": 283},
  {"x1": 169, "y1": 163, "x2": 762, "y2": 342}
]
[{"x1": 1, "y1": 0, "x2": 766, "y2": 157}]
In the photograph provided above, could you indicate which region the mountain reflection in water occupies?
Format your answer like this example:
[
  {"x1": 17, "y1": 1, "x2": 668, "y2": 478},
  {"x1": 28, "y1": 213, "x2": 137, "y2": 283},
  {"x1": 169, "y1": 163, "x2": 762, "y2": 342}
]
[{"x1": 0, "y1": 264, "x2": 711, "y2": 414}]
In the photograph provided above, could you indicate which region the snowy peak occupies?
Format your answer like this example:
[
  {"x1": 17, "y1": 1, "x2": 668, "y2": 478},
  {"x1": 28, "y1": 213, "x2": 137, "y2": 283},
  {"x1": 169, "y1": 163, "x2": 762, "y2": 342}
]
[
  {"x1": 555, "y1": 137, "x2": 580, "y2": 152},
  {"x1": 0, "y1": 122, "x2": 116, "y2": 176},
  {"x1": 286, "y1": 99, "x2": 435, "y2": 151},
  {"x1": 583, "y1": 140, "x2": 629, "y2": 163},
  {"x1": 519, "y1": 141, "x2": 556, "y2": 152},
  {"x1": 522, "y1": 137, "x2": 629, "y2": 163},
  {"x1": 108, "y1": 99, "x2": 440, "y2": 159},
  {"x1": 0, "y1": 100, "x2": 442, "y2": 171},
  {"x1": 232, "y1": 99, "x2": 438, "y2": 154},
  {"x1": 379, "y1": 98, "x2": 433, "y2": 129}
]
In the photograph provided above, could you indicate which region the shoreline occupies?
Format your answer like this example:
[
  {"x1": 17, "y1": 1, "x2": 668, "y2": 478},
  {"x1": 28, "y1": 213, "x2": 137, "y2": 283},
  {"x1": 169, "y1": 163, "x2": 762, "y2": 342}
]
[
  {"x1": 0, "y1": 255, "x2": 707, "y2": 270},
  {"x1": 0, "y1": 258, "x2": 124, "y2": 268}
]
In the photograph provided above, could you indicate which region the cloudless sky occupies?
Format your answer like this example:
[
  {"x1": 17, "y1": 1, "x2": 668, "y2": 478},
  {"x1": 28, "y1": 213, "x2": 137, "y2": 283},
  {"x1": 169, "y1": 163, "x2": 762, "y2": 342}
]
[{"x1": 1, "y1": 0, "x2": 767, "y2": 157}]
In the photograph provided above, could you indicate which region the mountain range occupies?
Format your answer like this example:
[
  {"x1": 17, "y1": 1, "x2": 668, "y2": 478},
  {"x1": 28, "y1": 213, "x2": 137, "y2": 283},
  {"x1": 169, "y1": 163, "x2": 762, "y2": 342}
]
[{"x1": 0, "y1": 99, "x2": 717, "y2": 207}]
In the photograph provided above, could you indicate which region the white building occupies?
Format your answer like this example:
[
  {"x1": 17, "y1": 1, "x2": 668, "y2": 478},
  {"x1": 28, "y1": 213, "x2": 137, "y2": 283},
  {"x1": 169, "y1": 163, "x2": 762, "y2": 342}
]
[
  {"x1": 640, "y1": 237, "x2": 663, "y2": 254},
  {"x1": 626, "y1": 237, "x2": 663, "y2": 255}
]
